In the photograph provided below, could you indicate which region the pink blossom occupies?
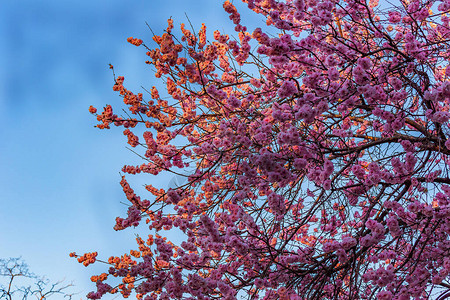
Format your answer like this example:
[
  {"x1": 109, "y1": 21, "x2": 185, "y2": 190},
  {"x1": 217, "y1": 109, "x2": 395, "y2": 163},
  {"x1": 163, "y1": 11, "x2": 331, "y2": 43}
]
[
  {"x1": 376, "y1": 290, "x2": 393, "y2": 300},
  {"x1": 327, "y1": 67, "x2": 340, "y2": 81},
  {"x1": 227, "y1": 95, "x2": 241, "y2": 108}
]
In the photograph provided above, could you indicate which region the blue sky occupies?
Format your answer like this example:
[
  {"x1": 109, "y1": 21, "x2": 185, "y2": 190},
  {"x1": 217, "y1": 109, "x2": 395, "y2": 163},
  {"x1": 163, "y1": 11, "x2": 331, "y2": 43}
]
[{"x1": 0, "y1": 0, "x2": 265, "y2": 298}]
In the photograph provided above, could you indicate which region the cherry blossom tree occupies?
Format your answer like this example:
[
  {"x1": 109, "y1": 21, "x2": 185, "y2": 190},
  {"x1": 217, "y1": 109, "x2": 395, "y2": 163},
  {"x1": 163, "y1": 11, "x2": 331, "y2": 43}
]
[
  {"x1": 73, "y1": 0, "x2": 450, "y2": 298},
  {"x1": 0, "y1": 257, "x2": 75, "y2": 300}
]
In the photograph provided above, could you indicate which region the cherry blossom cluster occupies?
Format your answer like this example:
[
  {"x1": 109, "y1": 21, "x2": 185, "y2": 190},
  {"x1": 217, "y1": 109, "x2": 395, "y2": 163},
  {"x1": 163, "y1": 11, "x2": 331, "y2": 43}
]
[
  {"x1": 127, "y1": 37, "x2": 143, "y2": 47},
  {"x1": 70, "y1": 251, "x2": 98, "y2": 267}
]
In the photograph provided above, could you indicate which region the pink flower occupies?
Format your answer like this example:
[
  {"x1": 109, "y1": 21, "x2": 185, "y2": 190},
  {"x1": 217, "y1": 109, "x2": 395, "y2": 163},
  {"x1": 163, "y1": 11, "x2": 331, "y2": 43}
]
[
  {"x1": 340, "y1": 237, "x2": 357, "y2": 250},
  {"x1": 388, "y1": 11, "x2": 402, "y2": 23},
  {"x1": 432, "y1": 111, "x2": 450, "y2": 123},
  {"x1": 376, "y1": 290, "x2": 393, "y2": 300},
  {"x1": 227, "y1": 95, "x2": 241, "y2": 108},
  {"x1": 328, "y1": 67, "x2": 340, "y2": 81},
  {"x1": 388, "y1": 77, "x2": 403, "y2": 90},
  {"x1": 167, "y1": 189, "x2": 181, "y2": 204},
  {"x1": 277, "y1": 80, "x2": 298, "y2": 98}
]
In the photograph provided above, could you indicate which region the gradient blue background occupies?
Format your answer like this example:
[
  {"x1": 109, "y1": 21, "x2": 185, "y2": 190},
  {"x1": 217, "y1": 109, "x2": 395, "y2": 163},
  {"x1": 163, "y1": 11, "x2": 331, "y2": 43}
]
[{"x1": 0, "y1": 0, "x2": 264, "y2": 298}]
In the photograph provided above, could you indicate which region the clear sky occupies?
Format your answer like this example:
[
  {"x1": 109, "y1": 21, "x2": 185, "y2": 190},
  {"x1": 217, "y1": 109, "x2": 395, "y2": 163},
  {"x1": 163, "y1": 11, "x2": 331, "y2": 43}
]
[{"x1": 0, "y1": 0, "x2": 264, "y2": 298}]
